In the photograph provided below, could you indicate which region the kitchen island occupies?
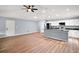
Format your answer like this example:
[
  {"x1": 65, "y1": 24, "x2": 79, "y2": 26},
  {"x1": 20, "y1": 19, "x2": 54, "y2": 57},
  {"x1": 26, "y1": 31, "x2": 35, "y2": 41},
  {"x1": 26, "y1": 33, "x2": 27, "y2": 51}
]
[
  {"x1": 44, "y1": 25, "x2": 79, "y2": 41},
  {"x1": 44, "y1": 29, "x2": 68, "y2": 41}
]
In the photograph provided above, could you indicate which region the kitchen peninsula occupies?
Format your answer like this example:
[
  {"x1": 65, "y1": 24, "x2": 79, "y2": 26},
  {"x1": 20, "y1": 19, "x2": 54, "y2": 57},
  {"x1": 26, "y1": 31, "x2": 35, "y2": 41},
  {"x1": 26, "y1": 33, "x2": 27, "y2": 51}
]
[{"x1": 44, "y1": 21, "x2": 79, "y2": 41}]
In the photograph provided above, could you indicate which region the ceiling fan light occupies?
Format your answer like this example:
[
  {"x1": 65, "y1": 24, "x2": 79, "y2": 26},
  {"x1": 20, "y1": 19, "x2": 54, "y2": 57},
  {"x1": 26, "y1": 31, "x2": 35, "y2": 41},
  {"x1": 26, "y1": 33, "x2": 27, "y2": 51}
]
[
  {"x1": 28, "y1": 9, "x2": 32, "y2": 12},
  {"x1": 23, "y1": 5, "x2": 38, "y2": 12}
]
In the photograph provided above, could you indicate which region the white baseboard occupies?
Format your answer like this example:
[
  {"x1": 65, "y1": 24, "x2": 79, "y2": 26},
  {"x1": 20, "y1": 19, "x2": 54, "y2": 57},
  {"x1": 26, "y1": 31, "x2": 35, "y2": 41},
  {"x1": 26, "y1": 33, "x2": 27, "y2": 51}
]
[
  {"x1": 0, "y1": 32, "x2": 38, "y2": 39},
  {"x1": 0, "y1": 33, "x2": 5, "y2": 35}
]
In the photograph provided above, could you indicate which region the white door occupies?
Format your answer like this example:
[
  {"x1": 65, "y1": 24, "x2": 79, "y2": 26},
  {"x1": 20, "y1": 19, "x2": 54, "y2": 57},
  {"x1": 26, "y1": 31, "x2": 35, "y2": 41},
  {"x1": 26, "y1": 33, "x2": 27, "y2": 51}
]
[{"x1": 6, "y1": 19, "x2": 15, "y2": 36}]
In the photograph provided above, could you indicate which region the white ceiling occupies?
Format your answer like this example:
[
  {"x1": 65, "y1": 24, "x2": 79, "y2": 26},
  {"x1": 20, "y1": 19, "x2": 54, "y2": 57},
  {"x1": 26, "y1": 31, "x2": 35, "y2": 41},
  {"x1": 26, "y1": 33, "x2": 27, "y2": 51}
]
[{"x1": 0, "y1": 5, "x2": 79, "y2": 21}]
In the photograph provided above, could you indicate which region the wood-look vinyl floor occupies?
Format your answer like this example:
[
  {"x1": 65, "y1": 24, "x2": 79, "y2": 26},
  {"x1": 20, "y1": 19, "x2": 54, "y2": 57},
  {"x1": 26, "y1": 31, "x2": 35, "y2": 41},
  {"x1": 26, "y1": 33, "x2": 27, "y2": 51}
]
[{"x1": 0, "y1": 32, "x2": 79, "y2": 53}]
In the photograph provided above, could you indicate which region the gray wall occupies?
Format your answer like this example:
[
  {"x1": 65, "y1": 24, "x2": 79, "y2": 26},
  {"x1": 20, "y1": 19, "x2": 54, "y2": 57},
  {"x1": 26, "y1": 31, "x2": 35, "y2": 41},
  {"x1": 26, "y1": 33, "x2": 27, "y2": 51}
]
[
  {"x1": 15, "y1": 20, "x2": 39, "y2": 35},
  {"x1": 0, "y1": 18, "x2": 5, "y2": 34},
  {"x1": 0, "y1": 17, "x2": 40, "y2": 36}
]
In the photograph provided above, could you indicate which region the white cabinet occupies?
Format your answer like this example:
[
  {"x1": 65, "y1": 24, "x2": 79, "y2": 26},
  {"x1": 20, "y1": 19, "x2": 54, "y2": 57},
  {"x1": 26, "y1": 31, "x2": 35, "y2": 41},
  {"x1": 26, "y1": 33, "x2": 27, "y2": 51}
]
[
  {"x1": 49, "y1": 19, "x2": 79, "y2": 26},
  {"x1": 69, "y1": 20, "x2": 79, "y2": 26},
  {"x1": 50, "y1": 20, "x2": 70, "y2": 26},
  {"x1": 69, "y1": 30, "x2": 79, "y2": 38}
]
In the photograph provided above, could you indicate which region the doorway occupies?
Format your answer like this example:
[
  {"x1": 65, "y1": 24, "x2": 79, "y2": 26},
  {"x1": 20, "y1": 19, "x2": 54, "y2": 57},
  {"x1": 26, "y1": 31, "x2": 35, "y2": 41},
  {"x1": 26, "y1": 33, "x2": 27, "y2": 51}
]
[{"x1": 6, "y1": 19, "x2": 15, "y2": 36}]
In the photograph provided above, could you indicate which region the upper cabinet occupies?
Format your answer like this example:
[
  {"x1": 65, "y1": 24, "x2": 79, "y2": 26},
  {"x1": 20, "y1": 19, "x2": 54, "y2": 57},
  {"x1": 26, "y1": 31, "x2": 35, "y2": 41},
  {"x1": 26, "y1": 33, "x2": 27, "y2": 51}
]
[
  {"x1": 69, "y1": 19, "x2": 79, "y2": 26},
  {"x1": 47, "y1": 19, "x2": 79, "y2": 26}
]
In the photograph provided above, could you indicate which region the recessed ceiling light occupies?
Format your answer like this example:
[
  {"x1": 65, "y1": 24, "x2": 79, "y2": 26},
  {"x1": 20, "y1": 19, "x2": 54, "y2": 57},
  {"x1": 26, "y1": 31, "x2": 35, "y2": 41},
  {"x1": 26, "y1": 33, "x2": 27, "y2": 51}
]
[
  {"x1": 52, "y1": 16, "x2": 53, "y2": 18},
  {"x1": 48, "y1": 16, "x2": 51, "y2": 18},
  {"x1": 42, "y1": 10, "x2": 46, "y2": 13},
  {"x1": 34, "y1": 16, "x2": 38, "y2": 19},
  {"x1": 66, "y1": 8, "x2": 70, "y2": 12},
  {"x1": 66, "y1": 13, "x2": 71, "y2": 16},
  {"x1": 52, "y1": 9, "x2": 55, "y2": 12},
  {"x1": 56, "y1": 14, "x2": 59, "y2": 17}
]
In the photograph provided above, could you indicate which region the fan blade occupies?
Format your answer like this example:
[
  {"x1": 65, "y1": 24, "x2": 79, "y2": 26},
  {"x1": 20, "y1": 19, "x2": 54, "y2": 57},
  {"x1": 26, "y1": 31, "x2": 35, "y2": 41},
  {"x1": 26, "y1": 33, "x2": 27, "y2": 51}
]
[
  {"x1": 31, "y1": 9, "x2": 34, "y2": 12},
  {"x1": 23, "y1": 5, "x2": 30, "y2": 9},
  {"x1": 32, "y1": 8, "x2": 38, "y2": 10},
  {"x1": 23, "y1": 5, "x2": 27, "y2": 8}
]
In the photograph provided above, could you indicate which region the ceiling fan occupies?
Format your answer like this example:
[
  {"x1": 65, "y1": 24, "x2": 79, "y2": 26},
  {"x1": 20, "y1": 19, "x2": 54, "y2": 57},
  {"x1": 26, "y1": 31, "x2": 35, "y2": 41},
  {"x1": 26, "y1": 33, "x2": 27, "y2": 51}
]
[{"x1": 23, "y1": 5, "x2": 38, "y2": 12}]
